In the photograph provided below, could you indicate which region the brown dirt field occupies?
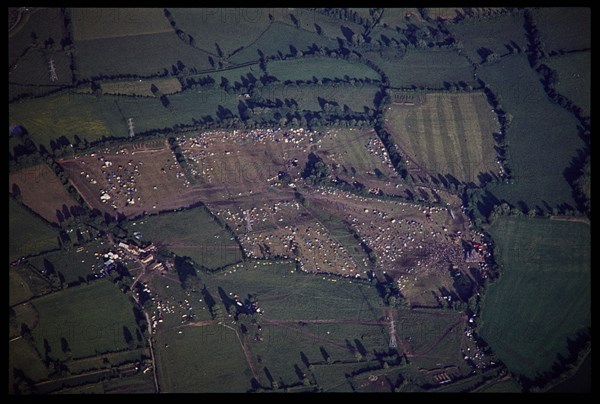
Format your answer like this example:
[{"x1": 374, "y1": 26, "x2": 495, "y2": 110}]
[
  {"x1": 60, "y1": 140, "x2": 202, "y2": 218},
  {"x1": 304, "y1": 189, "x2": 478, "y2": 307},
  {"x1": 179, "y1": 128, "x2": 407, "y2": 204},
  {"x1": 9, "y1": 164, "x2": 79, "y2": 224}
]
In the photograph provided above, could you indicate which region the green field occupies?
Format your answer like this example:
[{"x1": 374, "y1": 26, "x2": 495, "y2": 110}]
[
  {"x1": 28, "y1": 240, "x2": 107, "y2": 285},
  {"x1": 124, "y1": 206, "x2": 242, "y2": 269},
  {"x1": 9, "y1": 93, "x2": 114, "y2": 149},
  {"x1": 449, "y1": 10, "x2": 527, "y2": 63},
  {"x1": 168, "y1": 8, "x2": 272, "y2": 58},
  {"x1": 277, "y1": 8, "x2": 365, "y2": 42},
  {"x1": 384, "y1": 92, "x2": 500, "y2": 182},
  {"x1": 204, "y1": 261, "x2": 383, "y2": 320},
  {"x1": 9, "y1": 269, "x2": 34, "y2": 306},
  {"x1": 74, "y1": 32, "x2": 213, "y2": 79},
  {"x1": 155, "y1": 325, "x2": 253, "y2": 392},
  {"x1": 71, "y1": 8, "x2": 172, "y2": 41},
  {"x1": 9, "y1": 198, "x2": 60, "y2": 262},
  {"x1": 378, "y1": 8, "x2": 422, "y2": 29},
  {"x1": 475, "y1": 377, "x2": 522, "y2": 392},
  {"x1": 261, "y1": 83, "x2": 378, "y2": 113},
  {"x1": 9, "y1": 337, "x2": 49, "y2": 393},
  {"x1": 364, "y1": 49, "x2": 477, "y2": 89},
  {"x1": 9, "y1": 264, "x2": 55, "y2": 303},
  {"x1": 9, "y1": 49, "x2": 72, "y2": 99},
  {"x1": 229, "y1": 22, "x2": 338, "y2": 64},
  {"x1": 545, "y1": 51, "x2": 590, "y2": 116},
  {"x1": 100, "y1": 77, "x2": 182, "y2": 97},
  {"x1": 9, "y1": 8, "x2": 73, "y2": 101},
  {"x1": 9, "y1": 89, "x2": 239, "y2": 150},
  {"x1": 194, "y1": 63, "x2": 260, "y2": 89},
  {"x1": 479, "y1": 55, "x2": 583, "y2": 213},
  {"x1": 251, "y1": 323, "x2": 382, "y2": 389},
  {"x1": 479, "y1": 217, "x2": 590, "y2": 380},
  {"x1": 267, "y1": 57, "x2": 380, "y2": 82},
  {"x1": 533, "y1": 8, "x2": 590, "y2": 52},
  {"x1": 9, "y1": 8, "x2": 66, "y2": 64},
  {"x1": 31, "y1": 280, "x2": 142, "y2": 361}
]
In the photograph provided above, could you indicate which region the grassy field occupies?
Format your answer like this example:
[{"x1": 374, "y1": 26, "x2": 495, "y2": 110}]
[
  {"x1": 449, "y1": 10, "x2": 527, "y2": 63},
  {"x1": 31, "y1": 280, "x2": 142, "y2": 361},
  {"x1": 155, "y1": 325, "x2": 253, "y2": 392},
  {"x1": 364, "y1": 49, "x2": 477, "y2": 89},
  {"x1": 275, "y1": 8, "x2": 365, "y2": 42},
  {"x1": 71, "y1": 8, "x2": 172, "y2": 41},
  {"x1": 123, "y1": 206, "x2": 242, "y2": 269},
  {"x1": 10, "y1": 264, "x2": 56, "y2": 304},
  {"x1": 378, "y1": 8, "x2": 422, "y2": 29},
  {"x1": 479, "y1": 216, "x2": 590, "y2": 380},
  {"x1": 8, "y1": 8, "x2": 73, "y2": 101},
  {"x1": 9, "y1": 164, "x2": 79, "y2": 224},
  {"x1": 9, "y1": 337, "x2": 49, "y2": 393},
  {"x1": 191, "y1": 63, "x2": 260, "y2": 88},
  {"x1": 102, "y1": 372, "x2": 155, "y2": 393},
  {"x1": 27, "y1": 240, "x2": 107, "y2": 285},
  {"x1": 251, "y1": 323, "x2": 383, "y2": 388},
  {"x1": 74, "y1": 32, "x2": 213, "y2": 79},
  {"x1": 261, "y1": 83, "x2": 378, "y2": 112},
  {"x1": 10, "y1": 269, "x2": 34, "y2": 306},
  {"x1": 229, "y1": 22, "x2": 338, "y2": 64},
  {"x1": 474, "y1": 376, "x2": 522, "y2": 392},
  {"x1": 168, "y1": 8, "x2": 272, "y2": 58},
  {"x1": 204, "y1": 261, "x2": 383, "y2": 321},
  {"x1": 384, "y1": 92, "x2": 500, "y2": 183},
  {"x1": 9, "y1": 8, "x2": 66, "y2": 64},
  {"x1": 545, "y1": 51, "x2": 590, "y2": 117},
  {"x1": 9, "y1": 93, "x2": 114, "y2": 150},
  {"x1": 267, "y1": 57, "x2": 381, "y2": 82},
  {"x1": 533, "y1": 8, "x2": 590, "y2": 52},
  {"x1": 479, "y1": 55, "x2": 584, "y2": 213},
  {"x1": 9, "y1": 49, "x2": 73, "y2": 97},
  {"x1": 9, "y1": 198, "x2": 60, "y2": 263},
  {"x1": 100, "y1": 77, "x2": 182, "y2": 97}
]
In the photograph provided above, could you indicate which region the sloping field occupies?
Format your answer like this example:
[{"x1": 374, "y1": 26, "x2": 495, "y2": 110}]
[
  {"x1": 267, "y1": 57, "x2": 381, "y2": 82},
  {"x1": 479, "y1": 55, "x2": 583, "y2": 213},
  {"x1": 100, "y1": 77, "x2": 182, "y2": 97},
  {"x1": 167, "y1": 8, "x2": 271, "y2": 58},
  {"x1": 71, "y1": 8, "x2": 173, "y2": 41},
  {"x1": 545, "y1": 51, "x2": 590, "y2": 117},
  {"x1": 229, "y1": 22, "x2": 338, "y2": 64},
  {"x1": 364, "y1": 49, "x2": 477, "y2": 89},
  {"x1": 9, "y1": 198, "x2": 60, "y2": 263},
  {"x1": 60, "y1": 140, "x2": 198, "y2": 218},
  {"x1": 31, "y1": 280, "x2": 142, "y2": 361},
  {"x1": 533, "y1": 8, "x2": 590, "y2": 52},
  {"x1": 449, "y1": 10, "x2": 527, "y2": 63},
  {"x1": 74, "y1": 32, "x2": 213, "y2": 78},
  {"x1": 9, "y1": 93, "x2": 113, "y2": 150},
  {"x1": 122, "y1": 206, "x2": 242, "y2": 270},
  {"x1": 479, "y1": 217, "x2": 590, "y2": 380},
  {"x1": 155, "y1": 324, "x2": 253, "y2": 393},
  {"x1": 9, "y1": 164, "x2": 79, "y2": 224},
  {"x1": 384, "y1": 92, "x2": 500, "y2": 183}
]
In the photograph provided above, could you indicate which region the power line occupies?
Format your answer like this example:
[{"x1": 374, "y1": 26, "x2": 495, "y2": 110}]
[{"x1": 48, "y1": 59, "x2": 58, "y2": 82}]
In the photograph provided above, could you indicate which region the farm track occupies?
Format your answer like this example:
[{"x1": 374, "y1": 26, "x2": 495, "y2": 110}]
[{"x1": 549, "y1": 215, "x2": 590, "y2": 225}]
